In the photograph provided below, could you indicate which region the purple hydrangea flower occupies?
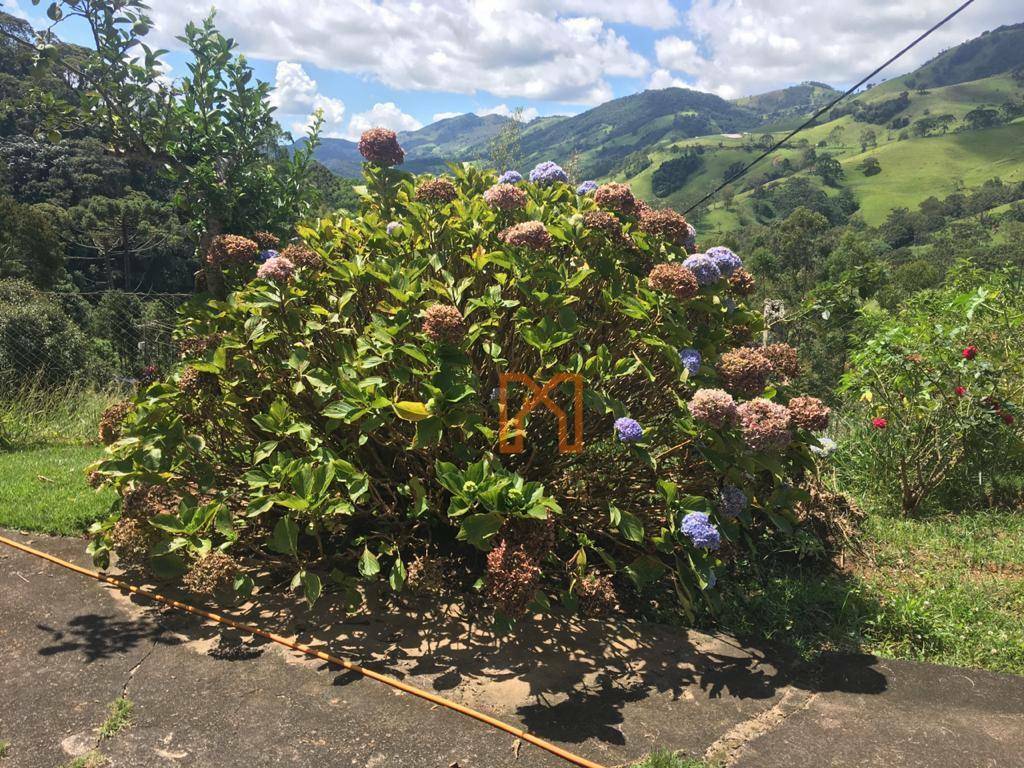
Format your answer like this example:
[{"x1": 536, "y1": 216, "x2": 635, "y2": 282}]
[
  {"x1": 679, "y1": 348, "x2": 701, "y2": 376},
  {"x1": 386, "y1": 221, "x2": 401, "y2": 235},
  {"x1": 717, "y1": 485, "x2": 747, "y2": 519},
  {"x1": 683, "y1": 254, "x2": 722, "y2": 286},
  {"x1": 680, "y1": 511, "x2": 721, "y2": 550},
  {"x1": 529, "y1": 161, "x2": 569, "y2": 186},
  {"x1": 577, "y1": 180, "x2": 598, "y2": 195},
  {"x1": 498, "y1": 170, "x2": 523, "y2": 184},
  {"x1": 258, "y1": 249, "x2": 279, "y2": 263},
  {"x1": 706, "y1": 246, "x2": 742, "y2": 276},
  {"x1": 614, "y1": 417, "x2": 644, "y2": 443}
]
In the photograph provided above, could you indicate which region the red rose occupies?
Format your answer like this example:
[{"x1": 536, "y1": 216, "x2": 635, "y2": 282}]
[
  {"x1": 872, "y1": 417, "x2": 887, "y2": 429},
  {"x1": 955, "y1": 386, "x2": 966, "y2": 397},
  {"x1": 962, "y1": 345, "x2": 978, "y2": 360},
  {"x1": 1002, "y1": 412, "x2": 1015, "y2": 425}
]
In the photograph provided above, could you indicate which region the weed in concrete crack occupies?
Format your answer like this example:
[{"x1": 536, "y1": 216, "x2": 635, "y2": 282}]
[{"x1": 98, "y1": 697, "x2": 134, "y2": 739}]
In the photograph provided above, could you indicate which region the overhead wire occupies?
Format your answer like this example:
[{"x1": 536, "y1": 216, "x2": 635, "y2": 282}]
[{"x1": 681, "y1": 0, "x2": 978, "y2": 216}]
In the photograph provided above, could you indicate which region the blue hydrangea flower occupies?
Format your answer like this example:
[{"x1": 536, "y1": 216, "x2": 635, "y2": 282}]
[
  {"x1": 680, "y1": 511, "x2": 721, "y2": 550},
  {"x1": 614, "y1": 417, "x2": 644, "y2": 443},
  {"x1": 529, "y1": 161, "x2": 569, "y2": 186},
  {"x1": 498, "y1": 170, "x2": 523, "y2": 184},
  {"x1": 577, "y1": 180, "x2": 598, "y2": 195},
  {"x1": 679, "y1": 348, "x2": 701, "y2": 376},
  {"x1": 706, "y1": 246, "x2": 742, "y2": 276},
  {"x1": 386, "y1": 221, "x2": 401, "y2": 235},
  {"x1": 258, "y1": 249, "x2": 278, "y2": 263},
  {"x1": 717, "y1": 485, "x2": 747, "y2": 519},
  {"x1": 683, "y1": 254, "x2": 722, "y2": 286}
]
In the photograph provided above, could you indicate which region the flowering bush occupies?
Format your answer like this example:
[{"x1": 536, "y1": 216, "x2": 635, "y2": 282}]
[
  {"x1": 839, "y1": 267, "x2": 1024, "y2": 513},
  {"x1": 88, "y1": 135, "x2": 832, "y2": 626}
]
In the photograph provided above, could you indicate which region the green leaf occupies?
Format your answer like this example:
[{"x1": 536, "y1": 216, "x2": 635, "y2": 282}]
[
  {"x1": 268, "y1": 516, "x2": 298, "y2": 556},
  {"x1": 616, "y1": 509, "x2": 645, "y2": 543},
  {"x1": 457, "y1": 512, "x2": 504, "y2": 550},
  {"x1": 359, "y1": 546, "x2": 381, "y2": 577},
  {"x1": 624, "y1": 554, "x2": 666, "y2": 588},
  {"x1": 389, "y1": 557, "x2": 407, "y2": 592},
  {"x1": 302, "y1": 571, "x2": 322, "y2": 607}
]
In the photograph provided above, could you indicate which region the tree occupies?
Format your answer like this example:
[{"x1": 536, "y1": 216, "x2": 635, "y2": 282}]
[
  {"x1": 0, "y1": 196, "x2": 64, "y2": 288},
  {"x1": 827, "y1": 125, "x2": 845, "y2": 147},
  {"x1": 859, "y1": 128, "x2": 877, "y2": 152},
  {"x1": 963, "y1": 107, "x2": 1001, "y2": 131},
  {"x1": 814, "y1": 155, "x2": 844, "y2": 186},
  {"x1": 859, "y1": 157, "x2": 881, "y2": 176},
  {"x1": 488, "y1": 106, "x2": 524, "y2": 173},
  {"x1": 65, "y1": 191, "x2": 183, "y2": 291},
  {"x1": 27, "y1": 4, "x2": 322, "y2": 297}
]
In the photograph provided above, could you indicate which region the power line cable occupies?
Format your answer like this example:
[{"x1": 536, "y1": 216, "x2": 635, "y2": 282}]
[{"x1": 681, "y1": 0, "x2": 977, "y2": 216}]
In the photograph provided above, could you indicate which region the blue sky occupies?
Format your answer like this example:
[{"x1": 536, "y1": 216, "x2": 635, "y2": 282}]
[{"x1": 6, "y1": 0, "x2": 1021, "y2": 140}]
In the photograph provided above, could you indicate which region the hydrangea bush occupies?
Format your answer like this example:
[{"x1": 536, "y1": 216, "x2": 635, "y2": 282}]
[{"x1": 89, "y1": 132, "x2": 831, "y2": 625}]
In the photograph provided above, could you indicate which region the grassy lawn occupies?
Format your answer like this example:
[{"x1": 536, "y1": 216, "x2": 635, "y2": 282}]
[
  {"x1": 0, "y1": 444, "x2": 113, "y2": 535},
  {"x1": 713, "y1": 508, "x2": 1024, "y2": 675}
]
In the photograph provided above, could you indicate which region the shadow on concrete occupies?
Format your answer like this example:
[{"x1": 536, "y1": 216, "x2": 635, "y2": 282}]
[{"x1": 32, "y1": 573, "x2": 888, "y2": 749}]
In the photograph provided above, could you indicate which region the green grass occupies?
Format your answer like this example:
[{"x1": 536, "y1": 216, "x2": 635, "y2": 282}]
[
  {"x1": 0, "y1": 444, "x2": 113, "y2": 534},
  {"x1": 0, "y1": 740, "x2": 9, "y2": 759},
  {"x1": 62, "y1": 752, "x2": 106, "y2": 768},
  {"x1": 98, "y1": 697, "x2": 133, "y2": 740},
  {"x1": 713, "y1": 507, "x2": 1024, "y2": 675},
  {"x1": 0, "y1": 384, "x2": 122, "y2": 449},
  {"x1": 632, "y1": 751, "x2": 712, "y2": 768}
]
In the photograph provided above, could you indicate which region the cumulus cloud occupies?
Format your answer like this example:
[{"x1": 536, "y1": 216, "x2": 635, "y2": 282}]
[
  {"x1": 347, "y1": 102, "x2": 423, "y2": 140},
  {"x1": 478, "y1": 104, "x2": 541, "y2": 121},
  {"x1": 655, "y1": 36, "x2": 706, "y2": 75},
  {"x1": 673, "y1": 0, "x2": 1024, "y2": 98},
  {"x1": 269, "y1": 61, "x2": 346, "y2": 138},
  {"x1": 145, "y1": 0, "x2": 651, "y2": 105},
  {"x1": 648, "y1": 69, "x2": 690, "y2": 90},
  {"x1": 432, "y1": 111, "x2": 464, "y2": 123}
]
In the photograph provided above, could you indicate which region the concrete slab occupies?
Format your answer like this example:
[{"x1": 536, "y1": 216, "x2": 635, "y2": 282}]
[{"x1": 2, "y1": 530, "x2": 1023, "y2": 768}]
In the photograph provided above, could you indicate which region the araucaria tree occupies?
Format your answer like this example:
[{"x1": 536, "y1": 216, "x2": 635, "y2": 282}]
[
  {"x1": 90, "y1": 131, "x2": 834, "y2": 627},
  {"x1": 26, "y1": 1, "x2": 322, "y2": 295}
]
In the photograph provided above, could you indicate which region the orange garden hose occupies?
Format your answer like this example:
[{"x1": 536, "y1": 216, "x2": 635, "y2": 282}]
[{"x1": 0, "y1": 533, "x2": 607, "y2": 768}]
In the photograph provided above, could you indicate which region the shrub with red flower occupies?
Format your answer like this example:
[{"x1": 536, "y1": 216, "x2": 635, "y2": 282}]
[
  {"x1": 871, "y1": 417, "x2": 887, "y2": 429},
  {"x1": 962, "y1": 345, "x2": 978, "y2": 360}
]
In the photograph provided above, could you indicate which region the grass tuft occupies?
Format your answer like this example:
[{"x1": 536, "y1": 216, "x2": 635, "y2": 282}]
[
  {"x1": 633, "y1": 751, "x2": 712, "y2": 768},
  {"x1": 98, "y1": 697, "x2": 134, "y2": 740},
  {"x1": 0, "y1": 383, "x2": 123, "y2": 451},
  {"x1": 0, "y1": 740, "x2": 9, "y2": 759},
  {"x1": 62, "y1": 752, "x2": 106, "y2": 768}
]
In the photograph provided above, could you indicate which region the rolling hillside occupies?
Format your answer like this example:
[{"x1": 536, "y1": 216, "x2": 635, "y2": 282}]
[{"x1": 309, "y1": 20, "x2": 1024, "y2": 234}]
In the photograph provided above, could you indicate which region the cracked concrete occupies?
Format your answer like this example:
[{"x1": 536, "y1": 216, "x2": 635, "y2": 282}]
[{"x1": 2, "y1": 530, "x2": 1023, "y2": 768}]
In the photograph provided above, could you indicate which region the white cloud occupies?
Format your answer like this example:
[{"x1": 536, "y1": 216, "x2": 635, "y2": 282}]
[
  {"x1": 145, "y1": 1, "x2": 652, "y2": 105},
  {"x1": 678, "y1": 0, "x2": 1024, "y2": 98},
  {"x1": 654, "y1": 36, "x2": 706, "y2": 75},
  {"x1": 347, "y1": 102, "x2": 423, "y2": 140},
  {"x1": 478, "y1": 104, "x2": 541, "y2": 122},
  {"x1": 647, "y1": 68, "x2": 690, "y2": 90},
  {"x1": 432, "y1": 111, "x2": 464, "y2": 122},
  {"x1": 269, "y1": 61, "x2": 346, "y2": 138}
]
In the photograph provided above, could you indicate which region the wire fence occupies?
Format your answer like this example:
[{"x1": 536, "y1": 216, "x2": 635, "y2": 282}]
[{"x1": 0, "y1": 289, "x2": 192, "y2": 390}]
